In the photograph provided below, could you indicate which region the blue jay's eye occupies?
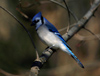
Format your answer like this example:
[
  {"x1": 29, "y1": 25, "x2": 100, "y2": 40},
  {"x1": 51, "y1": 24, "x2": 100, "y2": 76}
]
[
  {"x1": 35, "y1": 20, "x2": 39, "y2": 23},
  {"x1": 31, "y1": 19, "x2": 40, "y2": 26}
]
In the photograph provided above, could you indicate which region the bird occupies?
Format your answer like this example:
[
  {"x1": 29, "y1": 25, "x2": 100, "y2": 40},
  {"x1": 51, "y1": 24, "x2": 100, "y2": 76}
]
[{"x1": 31, "y1": 12, "x2": 84, "y2": 68}]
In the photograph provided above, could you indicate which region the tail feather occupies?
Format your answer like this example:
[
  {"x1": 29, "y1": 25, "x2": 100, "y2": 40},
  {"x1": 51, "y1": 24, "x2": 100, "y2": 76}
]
[
  {"x1": 60, "y1": 41, "x2": 84, "y2": 68},
  {"x1": 64, "y1": 44, "x2": 84, "y2": 68},
  {"x1": 71, "y1": 54, "x2": 84, "y2": 68}
]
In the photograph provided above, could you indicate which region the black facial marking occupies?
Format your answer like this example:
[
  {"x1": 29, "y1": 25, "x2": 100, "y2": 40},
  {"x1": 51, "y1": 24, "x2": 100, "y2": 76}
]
[
  {"x1": 41, "y1": 16, "x2": 44, "y2": 24},
  {"x1": 34, "y1": 19, "x2": 39, "y2": 23}
]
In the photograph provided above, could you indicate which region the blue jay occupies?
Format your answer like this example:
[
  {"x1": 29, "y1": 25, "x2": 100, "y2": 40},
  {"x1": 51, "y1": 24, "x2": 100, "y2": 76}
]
[{"x1": 31, "y1": 12, "x2": 84, "y2": 68}]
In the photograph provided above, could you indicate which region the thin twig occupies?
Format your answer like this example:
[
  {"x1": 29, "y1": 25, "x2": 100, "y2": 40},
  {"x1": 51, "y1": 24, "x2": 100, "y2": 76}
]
[
  {"x1": 50, "y1": 0, "x2": 79, "y2": 22},
  {"x1": 83, "y1": 27, "x2": 100, "y2": 40},
  {"x1": 0, "y1": 6, "x2": 38, "y2": 52},
  {"x1": 63, "y1": 0, "x2": 70, "y2": 33},
  {"x1": 16, "y1": 8, "x2": 29, "y2": 19},
  {"x1": 74, "y1": 33, "x2": 100, "y2": 41},
  {"x1": 58, "y1": 23, "x2": 77, "y2": 32},
  {"x1": 59, "y1": 25, "x2": 100, "y2": 40}
]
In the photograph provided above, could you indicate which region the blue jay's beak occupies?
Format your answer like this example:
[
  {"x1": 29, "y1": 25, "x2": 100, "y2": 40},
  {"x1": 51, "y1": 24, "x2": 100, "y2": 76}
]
[{"x1": 31, "y1": 21, "x2": 35, "y2": 26}]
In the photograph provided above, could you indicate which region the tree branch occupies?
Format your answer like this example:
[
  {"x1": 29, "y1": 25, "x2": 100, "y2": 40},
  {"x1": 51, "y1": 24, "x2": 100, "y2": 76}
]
[
  {"x1": 29, "y1": 0, "x2": 100, "y2": 76},
  {"x1": 62, "y1": 0, "x2": 100, "y2": 41}
]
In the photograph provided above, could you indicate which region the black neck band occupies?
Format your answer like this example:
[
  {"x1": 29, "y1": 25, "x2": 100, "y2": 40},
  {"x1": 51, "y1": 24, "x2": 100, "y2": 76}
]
[{"x1": 41, "y1": 16, "x2": 44, "y2": 24}]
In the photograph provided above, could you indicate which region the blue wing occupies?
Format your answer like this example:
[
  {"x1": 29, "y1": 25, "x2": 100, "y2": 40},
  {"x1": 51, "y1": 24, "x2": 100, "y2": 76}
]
[
  {"x1": 44, "y1": 17, "x2": 72, "y2": 50},
  {"x1": 55, "y1": 33, "x2": 72, "y2": 50},
  {"x1": 44, "y1": 18, "x2": 59, "y2": 33}
]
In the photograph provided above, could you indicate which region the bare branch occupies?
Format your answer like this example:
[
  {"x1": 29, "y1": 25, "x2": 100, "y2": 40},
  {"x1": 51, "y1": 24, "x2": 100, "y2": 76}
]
[
  {"x1": 30, "y1": 48, "x2": 55, "y2": 76},
  {"x1": 62, "y1": 0, "x2": 100, "y2": 41},
  {"x1": 59, "y1": 25, "x2": 100, "y2": 41},
  {"x1": 30, "y1": 67, "x2": 39, "y2": 76}
]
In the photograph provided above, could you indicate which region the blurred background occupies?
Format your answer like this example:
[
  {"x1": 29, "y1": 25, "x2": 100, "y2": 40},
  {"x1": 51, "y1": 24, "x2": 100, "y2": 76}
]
[{"x1": 0, "y1": 0, "x2": 100, "y2": 76}]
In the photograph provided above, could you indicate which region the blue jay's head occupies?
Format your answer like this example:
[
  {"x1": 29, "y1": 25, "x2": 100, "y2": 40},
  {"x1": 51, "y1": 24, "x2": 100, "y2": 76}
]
[{"x1": 31, "y1": 12, "x2": 44, "y2": 26}]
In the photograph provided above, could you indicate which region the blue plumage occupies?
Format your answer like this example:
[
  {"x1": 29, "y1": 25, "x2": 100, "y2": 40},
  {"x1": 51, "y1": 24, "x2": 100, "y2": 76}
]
[
  {"x1": 31, "y1": 12, "x2": 84, "y2": 68},
  {"x1": 32, "y1": 12, "x2": 42, "y2": 22},
  {"x1": 44, "y1": 18, "x2": 59, "y2": 33}
]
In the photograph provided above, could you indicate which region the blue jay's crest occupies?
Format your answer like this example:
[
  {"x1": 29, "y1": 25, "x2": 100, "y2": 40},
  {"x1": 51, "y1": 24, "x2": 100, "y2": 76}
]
[
  {"x1": 32, "y1": 12, "x2": 42, "y2": 22},
  {"x1": 31, "y1": 12, "x2": 44, "y2": 26}
]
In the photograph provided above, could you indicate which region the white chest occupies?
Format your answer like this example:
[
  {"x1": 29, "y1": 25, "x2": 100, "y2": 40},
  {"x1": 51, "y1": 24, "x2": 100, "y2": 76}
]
[{"x1": 37, "y1": 25, "x2": 61, "y2": 48}]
